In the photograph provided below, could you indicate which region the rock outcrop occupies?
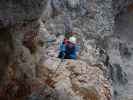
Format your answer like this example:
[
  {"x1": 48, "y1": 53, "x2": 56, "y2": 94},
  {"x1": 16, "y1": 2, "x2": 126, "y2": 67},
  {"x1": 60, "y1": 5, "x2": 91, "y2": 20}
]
[
  {"x1": 0, "y1": 0, "x2": 52, "y2": 99},
  {"x1": 38, "y1": 58, "x2": 112, "y2": 100}
]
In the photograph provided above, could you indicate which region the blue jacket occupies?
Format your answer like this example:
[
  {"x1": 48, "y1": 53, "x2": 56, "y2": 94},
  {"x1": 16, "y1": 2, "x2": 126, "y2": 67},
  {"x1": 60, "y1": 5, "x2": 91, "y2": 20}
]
[{"x1": 59, "y1": 42, "x2": 80, "y2": 59}]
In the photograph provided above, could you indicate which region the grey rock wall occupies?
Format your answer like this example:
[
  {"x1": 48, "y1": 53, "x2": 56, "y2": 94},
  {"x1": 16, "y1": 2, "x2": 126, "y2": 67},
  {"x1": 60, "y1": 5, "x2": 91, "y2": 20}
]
[
  {"x1": 0, "y1": 0, "x2": 47, "y2": 28},
  {"x1": 0, "y1": 1, "x2": 49, "y2": 99},
  {"x1": 0, "y1": 0, "x2": 133, "y2": 100},
  {"x1": 113, "y1": 0, "x2": 133, "y2": 15},
  {"x1": 95, "y1": 0, "x2": 114, "y2": 36}
]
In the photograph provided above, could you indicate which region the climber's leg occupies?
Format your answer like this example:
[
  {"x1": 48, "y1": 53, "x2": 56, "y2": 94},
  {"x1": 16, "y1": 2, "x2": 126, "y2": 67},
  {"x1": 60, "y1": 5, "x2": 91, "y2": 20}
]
[
  {"x1": 58, "y1": 52, "x2": 64, "y2": 58},
  {"x1": 64, "y1": 53, "x2": 70, "y2": 59}
]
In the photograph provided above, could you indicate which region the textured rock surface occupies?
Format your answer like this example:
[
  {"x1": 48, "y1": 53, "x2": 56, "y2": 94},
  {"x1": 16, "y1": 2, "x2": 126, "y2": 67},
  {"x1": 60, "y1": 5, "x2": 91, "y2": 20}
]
[
  {"x1": 0, "y1": 0, "x2": 53, "y2": 100},
  {"x1": 111, "y1": 6, "x2": 133, "y2": 99},
  {"x1": 0, "y1": 0, "x2": 133, "y2": 100},
  {"x1": 0, "y1": 0, "x2": 49, "y2": 83},
  {"x1": 113, "y1": 0, "x2": 133, "y2": 15},
  {"x1": 95, "y1": 0, "x2": 114, "y2": 36},
  {"x1": 38, "y1": 58, "x2": 112, "y2": 100},
  {"x1": 0, "y1": 0, "x2": 47, "y2": 28},
  {"x1": 40, "y1": 0, "x2": 133, "y2": 100}
]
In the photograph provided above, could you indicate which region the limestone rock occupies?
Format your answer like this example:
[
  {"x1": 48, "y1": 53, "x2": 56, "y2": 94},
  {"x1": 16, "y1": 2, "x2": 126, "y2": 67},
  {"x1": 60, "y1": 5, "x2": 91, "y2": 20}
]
[
  {"x1": 28, "y1": 85, "x2": 57, "y2": 100},
  {"x1": 39, "y1": 58, "x2": 112, "y2": 100}
]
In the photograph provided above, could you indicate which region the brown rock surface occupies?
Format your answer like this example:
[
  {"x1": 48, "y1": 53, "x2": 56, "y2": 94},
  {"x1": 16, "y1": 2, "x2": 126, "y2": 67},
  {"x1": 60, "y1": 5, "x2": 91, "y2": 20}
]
[{"x1": 38, "y1": 58, "x2": 112, "y2": 100}]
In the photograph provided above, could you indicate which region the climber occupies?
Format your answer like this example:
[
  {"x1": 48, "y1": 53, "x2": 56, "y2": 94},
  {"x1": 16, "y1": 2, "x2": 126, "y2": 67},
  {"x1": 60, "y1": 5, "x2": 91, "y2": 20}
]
[{"x1": 58, "y1": 32, "x2": 80, "y2": 60}]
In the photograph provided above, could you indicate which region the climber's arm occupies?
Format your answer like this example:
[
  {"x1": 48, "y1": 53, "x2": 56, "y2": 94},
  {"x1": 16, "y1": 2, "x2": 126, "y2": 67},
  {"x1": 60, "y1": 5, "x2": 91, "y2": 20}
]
[{"x1": 59, "y1": 42, "x2": 66, "y2": 52}]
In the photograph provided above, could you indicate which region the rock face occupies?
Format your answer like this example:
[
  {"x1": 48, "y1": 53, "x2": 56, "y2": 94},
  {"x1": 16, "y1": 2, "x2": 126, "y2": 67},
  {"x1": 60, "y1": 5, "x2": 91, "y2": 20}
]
[
  {"x1": 0, "y1": 0, "x2": 52, "y2": 99},
  {"x1": 38, "y1": 58, "x2": 112, "y2": 100},
  {"x1": 111, "y1": 5, "x2": 133, "y2": 99},
  {"x1": 95, "y1": 0, "x2": 114, "y2": 36},
  {"x1": 0, "y1": 0, "x2": 47, "y2": 28},
  {"x1": 41, "y1": 0, "x2": 133, "y2": 100},
  {"x1": 113, "y1": 0, "x2": 133, "y2": 15},
  {"x1": 0, "y1": 0, "x2": 48, "y2": 81},
  {"x1": 0, "y1": 0, "x2": 133, "y2": 100}
]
